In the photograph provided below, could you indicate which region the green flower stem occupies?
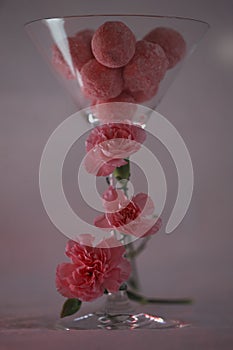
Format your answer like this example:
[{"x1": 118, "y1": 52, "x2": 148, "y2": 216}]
[
  {"x1": 113, "y1": 159, "x2": 130, "y2": 182},
  {"x1": 126, "y1": 243, "x2": 140, "y2": 291},
  {"x1": 126, "y1": 237, "x2": 151, "y2": 259},
  {"x1": 127, "y1": 290, "x2": 193, "y2": 305}
]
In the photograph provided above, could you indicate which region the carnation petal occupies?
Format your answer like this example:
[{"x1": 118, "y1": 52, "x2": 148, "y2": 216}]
[
  {"x1": 96, "y1": 160, "x2": 125, "y2": 176},
  {"x1": 141, "y1": 217, "x2": 162, "y2": 237},
  {"x1": 103, "y1": 186, "x2": 118, "y2": 202},
  {"x1": 133, "y1": 193, "x2": 155, "y2": 215},
  {"x1": 94, "y1": 214, "x2": 112, "y2": 229}
]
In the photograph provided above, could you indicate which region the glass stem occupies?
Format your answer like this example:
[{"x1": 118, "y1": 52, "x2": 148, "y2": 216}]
[
  {"x1": 102, "y1": 289, "x2": 134, "y2": 316},
  {"x1": 127, "y1": 245, "x2": 141, "y2": 291},
  {"x1": 106, "y1": 161, "x2": 142, "y2": 291}
]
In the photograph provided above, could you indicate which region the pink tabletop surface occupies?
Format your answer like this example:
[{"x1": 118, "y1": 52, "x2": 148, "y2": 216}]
[{"x1": 1, "y1": 298, "x2": 233, "y2": 349}]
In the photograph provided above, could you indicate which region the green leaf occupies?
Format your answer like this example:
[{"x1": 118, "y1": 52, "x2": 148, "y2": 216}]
[
  {"x1": 127, "y1": 290, "x2": 192, "y2": 305},
  {"x1": 60, "y1": 298, "x2": 82, "y2": 318},
  {"x1": 113, "y1": 159, "x2": 130, "y2": 181}
]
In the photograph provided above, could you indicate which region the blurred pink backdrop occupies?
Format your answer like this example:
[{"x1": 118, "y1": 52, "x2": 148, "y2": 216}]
[{"x1": 0, "y1": 0, "x2": 233, "y2": 347}]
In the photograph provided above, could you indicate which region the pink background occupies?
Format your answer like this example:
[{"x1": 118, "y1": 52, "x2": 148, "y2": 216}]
[{"x1": 1, "y1": 0, "x2": 233, "y2": 348}]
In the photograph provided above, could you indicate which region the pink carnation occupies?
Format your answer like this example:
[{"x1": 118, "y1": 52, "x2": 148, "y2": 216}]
[
  {"x1": 84, "y1": 122, "x2": 146, "y2": 176},
  {"x1": 95, "y1": 187, "x2": 162, "y2": 238},
  {"x1": 56, "y1": 236, "x2": 131, "y2": 302}
]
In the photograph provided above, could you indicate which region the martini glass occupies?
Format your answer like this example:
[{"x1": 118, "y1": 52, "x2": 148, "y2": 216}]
[{"x1": 25, "y1": 15, "x2": 209, "y2": 330}]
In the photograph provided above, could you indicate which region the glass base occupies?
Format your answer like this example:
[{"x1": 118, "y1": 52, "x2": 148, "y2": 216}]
[
  {"x1": 56, "y1": 311, "x2": 187, "y2": 330},
  {"x1": 0, "y1": 291, "x2": 189, "y2": 331},
  {"x1": 55, "y1": 291, "x2": 189, "y2": 330}
]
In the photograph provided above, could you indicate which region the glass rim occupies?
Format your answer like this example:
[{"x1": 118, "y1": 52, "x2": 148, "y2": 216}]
[{"x1": 24, "y1": 14, "x2": 210, "y2": 29}]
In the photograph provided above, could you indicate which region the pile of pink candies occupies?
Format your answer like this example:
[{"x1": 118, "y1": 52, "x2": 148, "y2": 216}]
[{"x1": 52, "y1": 21, "x2": 186, "y2": 104}]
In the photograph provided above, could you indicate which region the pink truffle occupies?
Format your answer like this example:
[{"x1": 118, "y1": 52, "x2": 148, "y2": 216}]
[
  {"x1": 128, "y1": 84, "x2": 159, "y2": 103},
  {"x1": 80, "y1": 59, "x2": 124, "y2": 99},
  {"x1": 95, "y1": 91, "x2": 135, "y2": 105},
  {"x1": 91, "y1": 21, "x2": 136, "y2": 68},
  {"x1": 73, "y1": 29, "x2": 95, "y2": 70},
  {"x1": 52, "y1": 29, "x2": 94, "y2": 79},
  {"x1": 143, "y1": 27, "x2": 186, "y2": 69},
  {"x1": 92, "y1": 91, "x2": 136, "y2": 122},
  {"x1": 52, "y1": 38, "x2": 77, "y2": 79},
  {"x1": 123, "y1": 40, "x2": 168, "y2": 102}
]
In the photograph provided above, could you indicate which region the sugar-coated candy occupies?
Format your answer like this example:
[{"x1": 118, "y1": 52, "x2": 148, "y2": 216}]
[
  {"x1": 143, "y1": 27, "x2": 186, "y2": 69},
  {"x1": 95, "y1": 91, "x2": 135, "y2": 105},
  {"x1": 91, "y1": 21, "x2": 136, "y2": 68},
  {"x1": 92, "y1": 92, "x2": 136, "y2": 122},
  {"x1": 128, "y1": 84, "x2": 159, "y2": 103},
  {"x1": 80, "y1": 59, "x2": 124, "y2": 99},
  {"x1": 52, "y1": 29, "x2": 94, "y2": 79},
  {"x1": 52, "y1": 38, "x2": 77, "y2": 79},
  {"x1": 123, "y1": 40, "x2": 168, "y2": 102},
  {"x1": 74, "y1": 29, "x2": 95, "y2": 70}
]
